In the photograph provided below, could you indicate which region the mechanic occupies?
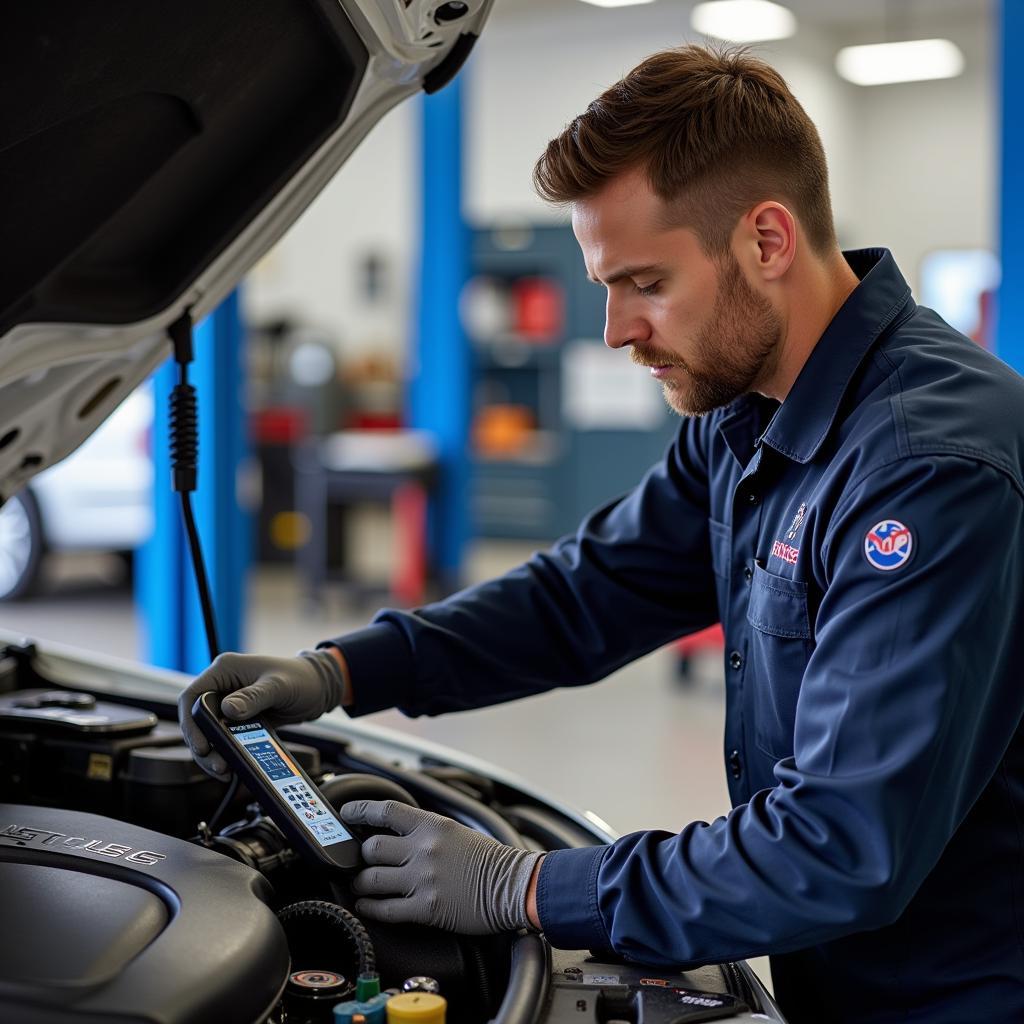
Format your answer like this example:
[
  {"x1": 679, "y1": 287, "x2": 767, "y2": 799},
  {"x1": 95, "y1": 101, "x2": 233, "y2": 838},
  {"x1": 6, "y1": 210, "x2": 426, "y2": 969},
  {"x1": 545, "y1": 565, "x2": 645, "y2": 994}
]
[{"x1": 179, "y1": 45, "x2": 1024, "y2": 1023}]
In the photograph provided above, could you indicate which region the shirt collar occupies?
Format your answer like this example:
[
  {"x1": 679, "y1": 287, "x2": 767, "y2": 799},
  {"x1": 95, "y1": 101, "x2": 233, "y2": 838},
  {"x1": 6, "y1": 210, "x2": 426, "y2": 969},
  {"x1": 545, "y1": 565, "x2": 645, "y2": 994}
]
[{"x1": 757, "y1": 247, "x2": 914, "y2": 465}]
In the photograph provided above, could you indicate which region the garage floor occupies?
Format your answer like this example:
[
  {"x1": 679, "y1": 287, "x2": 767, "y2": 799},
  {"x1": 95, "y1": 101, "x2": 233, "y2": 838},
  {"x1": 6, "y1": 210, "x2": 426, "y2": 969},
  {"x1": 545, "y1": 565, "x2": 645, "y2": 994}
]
[{"x1": 0, "y1": 539, "x2": 772, "y2": 989}]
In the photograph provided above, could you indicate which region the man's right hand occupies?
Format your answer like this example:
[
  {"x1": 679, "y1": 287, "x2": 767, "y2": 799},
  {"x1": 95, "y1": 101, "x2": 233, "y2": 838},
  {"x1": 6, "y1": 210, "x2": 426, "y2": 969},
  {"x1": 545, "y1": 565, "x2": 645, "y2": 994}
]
[{"x1": 177, "y1": 649, "x2": 350, "y2": 779}]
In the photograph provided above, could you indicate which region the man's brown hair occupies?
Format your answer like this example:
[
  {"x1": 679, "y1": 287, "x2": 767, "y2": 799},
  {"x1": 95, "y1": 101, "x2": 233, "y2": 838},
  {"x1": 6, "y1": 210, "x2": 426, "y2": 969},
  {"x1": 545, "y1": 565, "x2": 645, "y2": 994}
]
[{"x1": 533, "y1": 45, "x2": 837, "y2": 258}]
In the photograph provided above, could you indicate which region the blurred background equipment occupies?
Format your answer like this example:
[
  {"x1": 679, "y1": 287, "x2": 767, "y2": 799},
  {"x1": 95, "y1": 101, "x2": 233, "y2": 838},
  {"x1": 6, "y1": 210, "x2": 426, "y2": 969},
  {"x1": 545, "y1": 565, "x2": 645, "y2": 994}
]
[
  {"x1": 467, "y1": 225, "x2": 677, "y2": 540},
  {"x1": 295, "y1": 429, "x2": 438, "y2": 608}
]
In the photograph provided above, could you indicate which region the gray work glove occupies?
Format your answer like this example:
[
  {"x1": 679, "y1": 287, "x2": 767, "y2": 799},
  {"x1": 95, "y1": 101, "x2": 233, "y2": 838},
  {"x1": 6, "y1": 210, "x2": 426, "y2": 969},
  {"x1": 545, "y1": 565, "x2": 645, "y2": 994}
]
[
  {"x1": 178, "y1": 650, "x2": 346, "y2": 780},
  {"x1": 340, "y1": 799, "x2": 543, "y2": 935}
]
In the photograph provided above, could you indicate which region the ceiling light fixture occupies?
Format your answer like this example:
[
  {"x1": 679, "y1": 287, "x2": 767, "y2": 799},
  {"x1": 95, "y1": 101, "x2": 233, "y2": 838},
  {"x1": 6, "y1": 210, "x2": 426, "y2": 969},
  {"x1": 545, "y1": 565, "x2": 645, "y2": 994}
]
[
  {"x1": 835, "y1": 38, "x2": 964, "y2": 86},
  {"x1": 690, "y1": 1, "x2": 796, "y2": 43},
  {"x1": 578, "y1": 0, "x2": 657, "y2": 8}
]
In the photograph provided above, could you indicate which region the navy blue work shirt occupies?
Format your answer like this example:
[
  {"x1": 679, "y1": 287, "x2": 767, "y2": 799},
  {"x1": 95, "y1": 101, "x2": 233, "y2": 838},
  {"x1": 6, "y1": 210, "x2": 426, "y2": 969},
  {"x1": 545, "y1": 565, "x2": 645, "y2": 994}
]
[{"x1": 329, "y1": 250, "x2": 1024, "y2": 1023}]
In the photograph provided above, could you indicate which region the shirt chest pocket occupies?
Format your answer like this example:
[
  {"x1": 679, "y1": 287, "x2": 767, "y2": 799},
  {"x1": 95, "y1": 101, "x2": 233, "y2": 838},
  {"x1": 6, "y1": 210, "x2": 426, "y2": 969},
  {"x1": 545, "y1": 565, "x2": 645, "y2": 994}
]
[{"x1": 746, "y1": 563, "x2": 813, "y2": 760}]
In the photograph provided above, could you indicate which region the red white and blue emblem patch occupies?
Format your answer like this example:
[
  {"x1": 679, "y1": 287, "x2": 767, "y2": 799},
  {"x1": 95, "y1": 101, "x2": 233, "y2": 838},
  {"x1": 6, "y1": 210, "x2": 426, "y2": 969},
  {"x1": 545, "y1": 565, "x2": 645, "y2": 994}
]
[{"x1": 864, "y1": 519, "x2": 913, "y2": 571}]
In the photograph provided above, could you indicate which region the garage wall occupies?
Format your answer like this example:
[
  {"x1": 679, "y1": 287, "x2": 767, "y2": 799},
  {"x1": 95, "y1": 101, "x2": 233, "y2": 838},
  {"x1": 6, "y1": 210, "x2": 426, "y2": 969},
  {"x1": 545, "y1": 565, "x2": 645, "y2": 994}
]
[
  {"x1": 465, "y1": 4, "x2": 860, "y2": 232},
  {"x1": 839, "y1": 12, "x2": 996, "y2": 290},
  {"x1": 243, "y1": 4, "x2": 995, "y2": 355},
  {"x1": 244, "y1": 101, "x2": 418, "y2": 358}
]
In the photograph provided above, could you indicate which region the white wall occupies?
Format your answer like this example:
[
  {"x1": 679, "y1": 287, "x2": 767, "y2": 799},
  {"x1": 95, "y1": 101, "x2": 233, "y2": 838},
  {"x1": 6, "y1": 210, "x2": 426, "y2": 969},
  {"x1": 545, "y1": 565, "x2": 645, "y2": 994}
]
[
  {"x1": 244, "y1": 101, "x2": 418, "y2": 359},
  {"x1": 840, "y1": 12, "x2": 996, "y2": 290},
  {"x1": 243, "y1": 3, "x2": 996, "y2": 352},
  {"x1": 465, "y1": 5, "x2": 860, "y2": 231}
]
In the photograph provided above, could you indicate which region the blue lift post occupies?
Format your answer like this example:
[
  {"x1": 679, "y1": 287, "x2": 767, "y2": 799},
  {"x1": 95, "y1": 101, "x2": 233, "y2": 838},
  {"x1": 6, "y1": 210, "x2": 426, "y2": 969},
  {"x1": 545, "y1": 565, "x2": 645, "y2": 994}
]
[
  {"x1": 409, "y1": 74, "x2": 473, "y2": 593},
  {"x1": 997, "y1": 0, "x2": 1024, "y2": 371},
  {"x1": 138, "y1": 291, "x2": 249, "y2": 674}
]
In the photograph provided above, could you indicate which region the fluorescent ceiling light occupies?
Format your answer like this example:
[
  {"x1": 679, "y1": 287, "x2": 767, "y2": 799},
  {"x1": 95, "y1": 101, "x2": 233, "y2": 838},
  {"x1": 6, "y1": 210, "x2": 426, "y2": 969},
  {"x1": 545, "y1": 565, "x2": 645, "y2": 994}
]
[
  {"x1": 690, "y1": 1, "x2": 796, "y2": 43},
  {"x1": 578, "y1": 0, "x2": 656, "y2": 7},
  {"x1": 836, "y1": 39, "x2": 964, "y2": 86}
]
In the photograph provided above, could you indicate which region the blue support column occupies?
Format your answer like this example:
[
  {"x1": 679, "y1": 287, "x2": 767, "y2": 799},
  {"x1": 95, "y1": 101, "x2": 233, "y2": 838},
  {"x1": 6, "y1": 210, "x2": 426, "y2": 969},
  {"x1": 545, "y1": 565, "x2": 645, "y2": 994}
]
[
  {"x1": 409, "y1": 76, "x2": 473, "y2": 591},
  {"x1": 137, "y1": 291, "x2": 249, "y2": 673},
  {"x1": 997, "y1": 0, "x2": 1024, "y2": 371}
]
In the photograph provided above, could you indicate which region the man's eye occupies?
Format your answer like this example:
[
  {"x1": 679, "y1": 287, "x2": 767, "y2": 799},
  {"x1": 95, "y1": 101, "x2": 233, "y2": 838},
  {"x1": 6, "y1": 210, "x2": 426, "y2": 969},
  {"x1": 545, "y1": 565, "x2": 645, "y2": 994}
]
[{"x1": 635, "y1": 281, "x2": 660, "y2": 297}]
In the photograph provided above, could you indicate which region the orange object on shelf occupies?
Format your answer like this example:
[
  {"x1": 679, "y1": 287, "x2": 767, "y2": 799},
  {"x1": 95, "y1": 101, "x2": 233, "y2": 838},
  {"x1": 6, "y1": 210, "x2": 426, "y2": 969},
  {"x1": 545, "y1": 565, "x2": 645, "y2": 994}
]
[{"x1": 472, "y1": 404, "x2": 536, "y2": 457}]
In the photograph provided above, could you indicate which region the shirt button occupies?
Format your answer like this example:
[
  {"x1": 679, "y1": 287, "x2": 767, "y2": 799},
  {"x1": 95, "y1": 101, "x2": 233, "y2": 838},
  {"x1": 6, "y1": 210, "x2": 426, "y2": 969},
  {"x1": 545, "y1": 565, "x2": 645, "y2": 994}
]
[
  {"x1": 729, "y1": 650, "x2": 743, "y2": 671},
  {"x1": 743, "y1": 565, "x2": 753, "y2": 583},
  {"x1": 746, "y1": 492, "x2": 759, "y2": 505},
  {"x1": 729, "y1": 749, "x2": 743, "y2": 779}
]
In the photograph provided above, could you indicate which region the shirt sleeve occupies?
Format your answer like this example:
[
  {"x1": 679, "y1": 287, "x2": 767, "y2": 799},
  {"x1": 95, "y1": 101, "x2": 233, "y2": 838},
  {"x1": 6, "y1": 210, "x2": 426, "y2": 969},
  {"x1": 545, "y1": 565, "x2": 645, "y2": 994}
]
[
  {"x1": 538, "y1": 456, "x2": 1024, "y2": 964},
  {"x1": 323, "y1": 417, "x2": 720, "y2": 718}
]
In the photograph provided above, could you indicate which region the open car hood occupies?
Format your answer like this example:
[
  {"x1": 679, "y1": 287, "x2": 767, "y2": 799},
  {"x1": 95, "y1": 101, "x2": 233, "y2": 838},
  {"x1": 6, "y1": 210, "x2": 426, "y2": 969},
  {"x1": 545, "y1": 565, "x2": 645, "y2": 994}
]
[{"x1": 0, "y1": 0, "x2": 491, "y2": 501}]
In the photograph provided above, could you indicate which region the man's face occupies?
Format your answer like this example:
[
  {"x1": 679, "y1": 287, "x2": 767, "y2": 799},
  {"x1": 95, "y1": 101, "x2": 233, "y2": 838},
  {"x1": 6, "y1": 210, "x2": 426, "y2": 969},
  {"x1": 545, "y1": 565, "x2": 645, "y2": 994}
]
[{"x1": 572, "y1": 168, "x2": 783, "y2": 417}]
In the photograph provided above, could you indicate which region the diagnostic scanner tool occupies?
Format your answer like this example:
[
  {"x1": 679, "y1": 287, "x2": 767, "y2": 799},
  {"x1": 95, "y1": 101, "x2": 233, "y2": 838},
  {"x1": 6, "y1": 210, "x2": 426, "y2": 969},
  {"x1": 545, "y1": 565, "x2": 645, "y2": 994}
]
[{"x1": 193, "y1": 691, "x2": 361, "y2": 870}]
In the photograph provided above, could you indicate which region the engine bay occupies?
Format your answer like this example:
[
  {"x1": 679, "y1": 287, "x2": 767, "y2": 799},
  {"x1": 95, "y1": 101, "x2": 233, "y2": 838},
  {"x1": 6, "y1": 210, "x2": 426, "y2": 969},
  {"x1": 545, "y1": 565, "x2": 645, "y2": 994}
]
[{"x1": 0, "y1": 639, "x2": 782, "y2": 1024}]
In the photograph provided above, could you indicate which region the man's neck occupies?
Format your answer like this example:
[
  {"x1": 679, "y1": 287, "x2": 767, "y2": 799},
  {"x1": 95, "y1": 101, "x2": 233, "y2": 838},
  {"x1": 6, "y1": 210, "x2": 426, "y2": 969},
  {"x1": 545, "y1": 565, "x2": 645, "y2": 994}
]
[{"x1": 763, "y1": 252, "x2": 861, "y2": 403}]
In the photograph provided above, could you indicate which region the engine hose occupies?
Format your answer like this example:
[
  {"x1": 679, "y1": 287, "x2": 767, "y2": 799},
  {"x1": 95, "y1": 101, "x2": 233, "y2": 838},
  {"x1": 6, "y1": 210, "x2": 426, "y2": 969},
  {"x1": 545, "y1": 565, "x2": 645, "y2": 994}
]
[
  {"x1": 277, "y1": 899, "x2": 376, "y2": 979},
  {"x1": 463, "y1": 935, "x2": 494, "y2": 1016},
  {"x1": 338, "y1": 749, "x2": 527, "y2": 849},
  {"x1": 490, "y1": 933, "x2": 550, "y2": 1024},
  {"x1": 500, "y1": 803, "x2": 603, "y2": 851},
  {"x1": 319, "y1": 772, "x2": 420, "y2": 814}
]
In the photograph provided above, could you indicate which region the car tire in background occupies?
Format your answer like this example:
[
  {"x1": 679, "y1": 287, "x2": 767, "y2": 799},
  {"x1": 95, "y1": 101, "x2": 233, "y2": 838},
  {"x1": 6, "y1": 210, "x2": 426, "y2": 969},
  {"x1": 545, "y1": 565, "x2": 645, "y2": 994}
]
[{"x1": 0, "y1": 489, "x2": 44, "y2": 600}]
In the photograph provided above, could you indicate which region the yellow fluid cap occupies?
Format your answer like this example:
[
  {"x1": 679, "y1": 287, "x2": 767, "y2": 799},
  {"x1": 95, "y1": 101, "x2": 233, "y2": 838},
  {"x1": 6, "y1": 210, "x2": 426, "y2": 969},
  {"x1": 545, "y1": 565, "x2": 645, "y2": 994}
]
[{"x1": 386, "y1": 992, "x2": 447, "y2": 1024}]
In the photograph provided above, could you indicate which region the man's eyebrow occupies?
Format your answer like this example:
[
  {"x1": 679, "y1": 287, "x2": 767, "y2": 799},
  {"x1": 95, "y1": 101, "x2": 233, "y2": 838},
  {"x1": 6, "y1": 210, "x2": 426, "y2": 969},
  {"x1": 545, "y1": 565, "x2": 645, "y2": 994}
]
[{"x1": 587, "y1": 264, "x2": 665, "y2": 286}]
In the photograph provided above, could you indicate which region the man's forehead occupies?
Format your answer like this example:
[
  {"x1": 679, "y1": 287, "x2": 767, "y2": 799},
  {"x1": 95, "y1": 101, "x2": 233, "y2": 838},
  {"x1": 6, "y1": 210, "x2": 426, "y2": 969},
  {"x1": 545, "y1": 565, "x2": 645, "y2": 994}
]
[
  {"x1": 572, "y1": 173, "x2": 662, "y2": 234},
  {"x1": 572, "y1": 196, "x2": 700, "y2": 284}
]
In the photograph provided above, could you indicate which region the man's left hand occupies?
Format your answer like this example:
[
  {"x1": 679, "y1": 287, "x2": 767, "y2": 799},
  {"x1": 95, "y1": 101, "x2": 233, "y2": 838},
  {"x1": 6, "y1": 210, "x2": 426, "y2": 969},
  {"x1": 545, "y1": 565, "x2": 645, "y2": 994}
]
[{"x1": 339, "y1": 799, "x2": 543, "y2": 935}]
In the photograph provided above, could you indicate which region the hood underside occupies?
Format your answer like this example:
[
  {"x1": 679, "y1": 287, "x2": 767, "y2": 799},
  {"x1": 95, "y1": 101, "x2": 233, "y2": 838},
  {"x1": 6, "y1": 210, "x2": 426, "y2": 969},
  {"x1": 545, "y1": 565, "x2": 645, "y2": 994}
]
[{"x1": 0, "y1": 0, "x2": 490, "y2": 500}]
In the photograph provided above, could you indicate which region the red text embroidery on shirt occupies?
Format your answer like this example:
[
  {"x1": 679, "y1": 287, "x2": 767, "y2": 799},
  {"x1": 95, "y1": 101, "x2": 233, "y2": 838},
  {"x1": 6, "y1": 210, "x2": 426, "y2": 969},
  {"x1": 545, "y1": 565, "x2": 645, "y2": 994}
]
[{"x1": 771, "y1": 540, "x2": 799, "y2": 565}]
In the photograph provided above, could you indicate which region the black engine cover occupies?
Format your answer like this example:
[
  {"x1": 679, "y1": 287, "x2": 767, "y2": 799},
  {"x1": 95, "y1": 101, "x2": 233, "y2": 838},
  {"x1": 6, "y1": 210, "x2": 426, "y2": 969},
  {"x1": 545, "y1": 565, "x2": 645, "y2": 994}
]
[{"x1": 0, "y1": 804, "x2": 290, "y2": 1023}]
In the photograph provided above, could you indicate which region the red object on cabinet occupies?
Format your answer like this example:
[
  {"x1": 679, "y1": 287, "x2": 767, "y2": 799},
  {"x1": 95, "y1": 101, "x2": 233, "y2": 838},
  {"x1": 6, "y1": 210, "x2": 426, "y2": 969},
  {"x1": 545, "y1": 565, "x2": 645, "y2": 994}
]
[{"x1": 512, "y1": 277, "x2": 563, "y2": 341}]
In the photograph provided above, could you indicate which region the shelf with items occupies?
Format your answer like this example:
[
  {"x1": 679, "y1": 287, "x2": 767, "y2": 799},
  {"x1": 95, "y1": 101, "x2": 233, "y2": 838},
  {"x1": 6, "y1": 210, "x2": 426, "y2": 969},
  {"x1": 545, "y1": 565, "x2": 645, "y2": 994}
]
[
  {"x1": 467, "y1": 224, "x2": 676, "y2": 540},
  {"x1": 464, "y1": 269, "x2": 566, "y2": 463},
  {"x1": 463, "y1": 246, "x2": 569, "y2": 532}
]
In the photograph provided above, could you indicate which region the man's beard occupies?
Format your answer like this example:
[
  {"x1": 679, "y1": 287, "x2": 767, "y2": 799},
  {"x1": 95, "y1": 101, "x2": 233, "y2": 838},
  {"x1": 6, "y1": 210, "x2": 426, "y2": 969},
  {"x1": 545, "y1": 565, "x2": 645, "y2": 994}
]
[{"x1": 632, "y1": 257, "x2": 782, "y2": 417}]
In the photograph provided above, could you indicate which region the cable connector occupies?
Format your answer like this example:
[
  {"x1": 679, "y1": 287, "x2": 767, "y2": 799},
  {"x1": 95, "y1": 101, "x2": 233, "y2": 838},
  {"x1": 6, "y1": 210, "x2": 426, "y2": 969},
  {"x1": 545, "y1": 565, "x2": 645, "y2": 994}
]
[{"x1": 168, "y1": 310, "x2": 194, "y2": 366}]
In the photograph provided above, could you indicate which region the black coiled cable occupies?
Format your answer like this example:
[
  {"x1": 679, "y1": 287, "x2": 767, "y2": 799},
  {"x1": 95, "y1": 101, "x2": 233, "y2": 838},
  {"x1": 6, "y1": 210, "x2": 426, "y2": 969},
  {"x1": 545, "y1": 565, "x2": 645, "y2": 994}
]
[
  {"x1": 167, "y1": 311, "x2": 219, "y2": 661},
  {"x1": 167, "y1": 312, "x2": 230, "y2": 829}
]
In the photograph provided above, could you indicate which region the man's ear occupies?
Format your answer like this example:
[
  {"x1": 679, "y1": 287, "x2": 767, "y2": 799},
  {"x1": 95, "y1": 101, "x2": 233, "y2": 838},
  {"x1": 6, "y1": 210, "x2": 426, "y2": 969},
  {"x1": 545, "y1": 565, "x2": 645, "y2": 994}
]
[{"x1": 736, "y1": 202, "x2": 797, "y2": 283}]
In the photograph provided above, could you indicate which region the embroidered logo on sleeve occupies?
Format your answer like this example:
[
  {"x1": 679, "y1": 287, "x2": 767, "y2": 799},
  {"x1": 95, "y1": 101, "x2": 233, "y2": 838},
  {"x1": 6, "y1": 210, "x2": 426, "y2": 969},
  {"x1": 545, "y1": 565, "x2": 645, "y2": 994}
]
[{"x1": 864, "y1": 519, "x2": 913, "y2": 571}]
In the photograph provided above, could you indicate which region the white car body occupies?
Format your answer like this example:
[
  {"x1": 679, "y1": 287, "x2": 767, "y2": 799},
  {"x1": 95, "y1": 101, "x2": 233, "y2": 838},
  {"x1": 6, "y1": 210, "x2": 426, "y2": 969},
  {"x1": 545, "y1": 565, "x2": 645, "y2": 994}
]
[
  {"x1": 0, "y1": 389, "x2": 153, "y2": 598},
  {"x1": 31, "y1": 388, "x2": 153, "y2": 551}
]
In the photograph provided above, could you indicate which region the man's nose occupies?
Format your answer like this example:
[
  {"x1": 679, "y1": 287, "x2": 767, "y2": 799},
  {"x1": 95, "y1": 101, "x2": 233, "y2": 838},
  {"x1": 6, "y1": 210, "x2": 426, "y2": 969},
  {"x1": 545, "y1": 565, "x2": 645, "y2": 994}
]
[{"x1": 604, "y1": 294, "x2": 650, "y2": 350}]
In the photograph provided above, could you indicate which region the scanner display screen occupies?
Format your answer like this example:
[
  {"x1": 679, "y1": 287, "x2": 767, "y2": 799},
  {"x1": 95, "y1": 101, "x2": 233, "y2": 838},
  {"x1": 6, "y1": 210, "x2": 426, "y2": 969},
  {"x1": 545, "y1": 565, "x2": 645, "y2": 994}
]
[{"x1": 229, "y1": 722, "x2": 353, "y2": 847}]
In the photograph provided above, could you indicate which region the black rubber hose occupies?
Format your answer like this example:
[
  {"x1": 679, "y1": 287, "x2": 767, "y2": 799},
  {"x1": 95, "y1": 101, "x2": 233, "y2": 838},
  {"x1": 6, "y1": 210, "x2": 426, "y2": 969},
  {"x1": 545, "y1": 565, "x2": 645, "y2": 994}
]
[
  {"x1": 501, "y1": 804, "x2": 603, "y2": 851},
  {"x1": 422, "y1": 764, "x2": 496, "y2": 801},
  {"x1": 490, "y1": 934, "x2": 550, "y2": 1024},
  {"x1": 338, "y1": 749, "x2": 527, "y2": 849},
  {"x1": 462, "y1": 936, "x2": 494, "y2": 1017},
  {"x1": 319, "y1": 772, "x2": 420, "y2": 813}
]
